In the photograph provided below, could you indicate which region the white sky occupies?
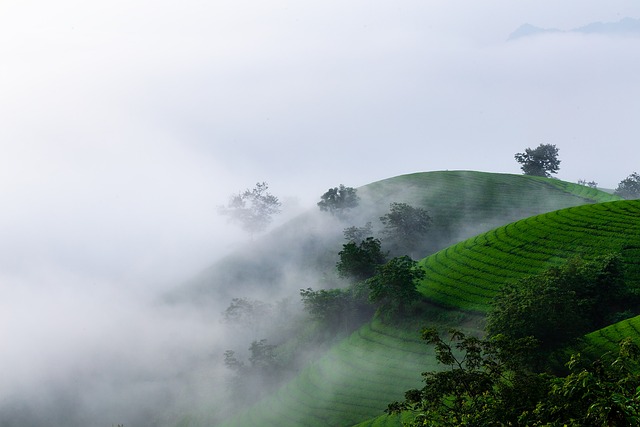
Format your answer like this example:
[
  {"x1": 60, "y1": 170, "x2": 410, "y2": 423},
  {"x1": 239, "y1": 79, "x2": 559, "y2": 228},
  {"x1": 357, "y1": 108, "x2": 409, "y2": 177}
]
[{"x1": 1, "y1": 0, "x2": 640, "y2": 283}]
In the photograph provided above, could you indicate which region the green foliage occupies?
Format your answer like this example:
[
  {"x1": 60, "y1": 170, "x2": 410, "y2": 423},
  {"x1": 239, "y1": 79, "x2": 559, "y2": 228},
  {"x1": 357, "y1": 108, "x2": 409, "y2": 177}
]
[
  {"x1": 317, "y1": 184, "x2": 359, "y2": 217},
  {"x1": 487, "y1": 254, "x2": 630, "y2": 353},
  {"x1": 366, "y1": 256, "x2": 425, "y2": 320},
  {"x1": 344, "y1": 222, "x2": 374, "y2": 243},
  {"x1": 388, "y1": 330, "x2": 640, "y2": 427},
  {"x1": 417, "y1": 200, "x2": 640, "y2": 312},
  {"x1": 218, "y1": 182, "x2": 282, "y2": 235},
  {"x1": 514, "y1": 143, "x2": 561, "y2": 177},
  {"x1": 300, "y1": 287, "x2": 373, "y2": 335},
  {"x1": 337, "y1": 237, "x2": 388, "y2": 282},
  {"x1": 615, "y1": 171, "x2": 640, "y2": 199},
  {"x1": 386, "y1": 329, "x2": 545, "y2": 426},
  {"x1": 379, "y1": 202, "x2": 432, "y2": 257},
  {"x1": 531, "y1": 338, "x2": 640, "y2": 426}
]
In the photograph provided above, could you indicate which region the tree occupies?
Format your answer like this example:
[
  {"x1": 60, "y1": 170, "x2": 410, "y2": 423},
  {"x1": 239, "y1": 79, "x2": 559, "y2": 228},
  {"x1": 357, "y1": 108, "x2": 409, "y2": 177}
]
[
  {"x1": 343, "y1": 222, "x2": 373, "y2": 243},
  {"x1": 221, "y1": 297, "x2": 273, "y2": 337},
  {"x1": 615, "y1": 172, "x2": 640, "y2": 199},
  {"x1": 379, "y1": 202, "x2": 432, "y2": 257},
  {"x1": 486, "y1": 254, "x2": 629, "y2": 353},
  {"x1": 336, "y1": 237, "x2": 387, "y2": 282},
  {"x1": 514, "y1": 143, "x2": 561, "y2": 177},
  {"x1": 218, "y1": 182, "x2": 281, "y2": 236},
  {"x1": 578, "y1": 178, "x2": 598, "y2": 188},
  {"x1": 300, "y1": 287, "x2": 372, "y2": 334},
  {"x1": 317, "y1": 184, "x2": 359, "y2": 217},
  {"x1": 386, "y1": 329, "x2": 544, "y2": 426},
  {"x1": 387, "y1": 329, "x2": 640, "y2": 427},
  {"x1": 365, "y1": 256, "x2": 425, "y2": 320},
  {"x1": 224, "y1": 339, "x2": 284, "y2": 404},
  {"x1": 532, "y1": 339, "x2": 640, "y2": 426}
]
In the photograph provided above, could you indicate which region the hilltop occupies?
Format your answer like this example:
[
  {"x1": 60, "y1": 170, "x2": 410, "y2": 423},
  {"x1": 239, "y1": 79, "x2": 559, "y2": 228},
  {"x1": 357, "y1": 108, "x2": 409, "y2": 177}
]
[{"x1": 177, "y1": 171, "x2": 618, "y2": 303}]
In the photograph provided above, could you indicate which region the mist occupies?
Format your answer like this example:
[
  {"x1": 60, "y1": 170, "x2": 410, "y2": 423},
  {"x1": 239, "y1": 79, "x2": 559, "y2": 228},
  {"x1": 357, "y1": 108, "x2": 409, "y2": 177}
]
[{"x1": 2, "y1": 0, "x2": 640, "y2": 425}]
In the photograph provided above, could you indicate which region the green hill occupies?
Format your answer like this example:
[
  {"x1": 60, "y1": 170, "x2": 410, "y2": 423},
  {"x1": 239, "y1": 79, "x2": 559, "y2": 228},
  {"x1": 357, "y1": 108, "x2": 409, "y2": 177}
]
[
  {"x1": 418, "y1": 199, "x2": 640, "y2": 312},
  {"x1": 213, "y1": 199, "x2": 640, "y2": 427},
  {"x1": 179, "y1": 171, "x2": 619, "y2": 302}
]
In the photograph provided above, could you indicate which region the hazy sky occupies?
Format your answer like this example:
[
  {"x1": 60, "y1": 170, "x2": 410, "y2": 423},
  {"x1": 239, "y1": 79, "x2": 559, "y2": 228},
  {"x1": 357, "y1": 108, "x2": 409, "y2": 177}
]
[{"x1": 1, "y1": 0, "x2": 640, "y2": 282}]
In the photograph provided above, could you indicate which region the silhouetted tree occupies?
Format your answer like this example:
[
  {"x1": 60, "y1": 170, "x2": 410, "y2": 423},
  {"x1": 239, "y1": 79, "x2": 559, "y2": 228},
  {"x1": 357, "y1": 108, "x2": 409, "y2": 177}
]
[
  {"x1": 577, "y1": 178, "x2": 598, "y2": 188},
  {"x1": 615, "y1": 172, "x2": 640, "y2": 199},
  {"x1": 387, "y1": 329, "x2": 543, "y2": 426},
  {"x1": 218, "y1": 182, "x2": 281, "y2": 236},
  {"x1": 388, "y1": 329, "x2": 640, "y2": 426},
  {"x1": 487, "y1": 254, "x2": 628, "y2": 354},
  {"x1": 343, "y1": 222, "x2": 373, "y2": 243},
  {"x1": 514, "y1": 143, "x2": 560, "y2": 177},
  {"x1": 224, "y1": 339, "x2": 284, "y2": 404},
  {"x1": 337, "y1": 237, "x2": 387, "y2": 282},
  {"x1": 300, "y1": 287, "x2": 372, "y2": 334},
  {"x1": 317, "y1": 184, "x2": 359, "y2": 218},
  {"x1": 366, "y1": 256, "x2": 425, "y2": 320},
  {"x1": 380, "y1": 202, "x2": 432, "y2": 257}
]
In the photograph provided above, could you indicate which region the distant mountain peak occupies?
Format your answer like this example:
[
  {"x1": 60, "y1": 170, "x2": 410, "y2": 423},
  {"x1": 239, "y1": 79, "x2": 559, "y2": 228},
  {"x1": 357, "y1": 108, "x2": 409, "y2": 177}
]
[
  {"x1": 508, "y1": 23, "x2": 561, "y2": 40},
  {"x1": 508, "y1": 17, "x2": 640, "y2": 41}
]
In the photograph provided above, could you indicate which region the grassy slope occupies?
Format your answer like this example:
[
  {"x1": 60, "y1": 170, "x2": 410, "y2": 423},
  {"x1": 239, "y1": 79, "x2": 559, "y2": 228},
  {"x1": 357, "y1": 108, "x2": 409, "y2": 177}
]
[
  {"x1": 354, "y1": 199, "x2": 640, "y2": 427},
  {"x1": 211, "y1": 177, "x2": 624, "y2": 427},
  {"x1": 418, "y1": 199, "x2": 640, "y2": 312},
  {"x1": 180, "y1": 171, "x2": 618, "y2": 302},
  {"x1": 582, "y1": 314, "x2": 640, "y2": 358}
]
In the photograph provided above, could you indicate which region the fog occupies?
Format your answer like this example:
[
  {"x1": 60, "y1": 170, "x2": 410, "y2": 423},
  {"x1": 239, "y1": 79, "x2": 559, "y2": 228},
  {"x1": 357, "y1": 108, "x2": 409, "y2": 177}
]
[{"x1": 1, "y1": 0, "x2": 640, "y2": 425}]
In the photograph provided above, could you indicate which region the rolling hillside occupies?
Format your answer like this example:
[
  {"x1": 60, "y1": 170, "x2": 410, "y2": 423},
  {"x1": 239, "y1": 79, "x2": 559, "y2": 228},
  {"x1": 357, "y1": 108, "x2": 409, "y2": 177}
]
[
  {"x1": 417, "y1": 199, "x2": 640, "y2": 312},
  {"x1": 212, "y1": 199, "x2": 640, "y2": 427},
  {"x1": 179, "y1": 171, "x2": 619, "y2": 303}
]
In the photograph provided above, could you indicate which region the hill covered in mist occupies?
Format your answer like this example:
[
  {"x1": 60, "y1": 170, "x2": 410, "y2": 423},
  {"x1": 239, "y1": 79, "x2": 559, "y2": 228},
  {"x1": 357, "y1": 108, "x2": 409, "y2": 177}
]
[
  {"x1": 176, "y1": 171, "x2": 619, "y2": 304},
  {"x1": 213, "y1": 197, "x2": 640, "y2": 427}
]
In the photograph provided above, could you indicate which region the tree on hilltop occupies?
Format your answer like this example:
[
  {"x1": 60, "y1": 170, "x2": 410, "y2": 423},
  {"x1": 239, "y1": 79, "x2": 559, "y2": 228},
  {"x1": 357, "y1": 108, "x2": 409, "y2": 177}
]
[
  {"x1": 514, "y1": 143, "x2": 560, "y2": 177},
  {"x1": 615, "y1": 172, "x2": 640, "y2": 199},
  {"x1": 317, "y1": 184, "x2": 359, "y2": 218},
  {"x1": 218, "y1": 182, "x2": 281, "y2": 237}
]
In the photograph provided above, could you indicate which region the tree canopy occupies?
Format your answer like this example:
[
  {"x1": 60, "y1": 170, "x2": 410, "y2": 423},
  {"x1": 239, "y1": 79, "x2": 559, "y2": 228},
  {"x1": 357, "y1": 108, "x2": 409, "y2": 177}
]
[
  {"x1": 379, "y1": 202, "x2": 432, "y2": 257},
  {"x1": 387, "y1": 329, "x2": 640, "y2": 427},
  {"x1": 486, "y1": 254, "x2": 630, "y2": 354},
  {"x1": 218, "y1": 182, "x2": 281, "y2": 236},
  {"x1": 615, "y1": 172, "x2": 640, "y2": 199},
  {"x1": 317, "y1": 184, "x2": 359, "y2": 217},
  {"x1": 336, "y1": 237, "x2": 387, "y2": 283},
  {"x1": 514, "y1": 143, "x2": 561, "y2": 177},
  {"x1": 365, "y1": 256, "x2": 425, "y2": 320}
]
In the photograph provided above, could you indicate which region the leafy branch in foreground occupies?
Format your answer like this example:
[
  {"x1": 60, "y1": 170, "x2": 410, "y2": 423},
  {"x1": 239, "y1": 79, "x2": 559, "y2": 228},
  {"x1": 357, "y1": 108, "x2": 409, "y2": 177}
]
[
  {"x1": 387, "y1": 329, "x2": 640, "y2": 427},
  {"x1": 387, "y1": 329, "x2": 543, "y2": 426}
]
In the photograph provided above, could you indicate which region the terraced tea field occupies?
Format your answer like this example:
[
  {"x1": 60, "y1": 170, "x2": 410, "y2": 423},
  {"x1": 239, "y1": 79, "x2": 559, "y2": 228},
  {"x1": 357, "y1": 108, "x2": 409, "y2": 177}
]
[
  {"x1": 581, "y1": 315, "x2": 640, "y2": 357},
  {"x1": 418, "y1": 200, "x2": 640, "y2": 312},
  {"x1": 217, "y1": 315, "x2": 478, "y2": 427}
]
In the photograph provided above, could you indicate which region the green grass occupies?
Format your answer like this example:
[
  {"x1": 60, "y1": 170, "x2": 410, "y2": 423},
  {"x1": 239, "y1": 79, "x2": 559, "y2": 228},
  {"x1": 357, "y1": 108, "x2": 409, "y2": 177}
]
[
  {"x1": 417, "y1": 200, "x2": 640, "y2": 312},
  {"x1": 581, "y1": 315, "x2": 640, "y2": 358},
  {"x1": 216, "y1": 313, "x2": 480, "y2": 427}
]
